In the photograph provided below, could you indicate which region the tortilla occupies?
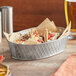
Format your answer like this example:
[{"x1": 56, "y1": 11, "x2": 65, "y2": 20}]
[
  {"x1": 4, "y1": 18, "x2": 68, "y2": 44},
  {"x1": 59, "y1": 22, "x2": 71, "y2": 38},
  {"x1": 29, "y1": 28, "x2": 34, "y2": 38},
  {"x1": 4, "y1": 32, "x2": 10, "y2": 40},
  {"x1": 44, "y1": 29, "x2": 48, "y2": 42},
  {"x1": 36, "y1": 18, "x2": 58, "y2": 36},
  {"x1": 9, "y1": 33, "x2": 22, "y2": 42},
  {"x1": 4, "y1": 32, "x2": 22, "y2": 43},
  {"x1": 23, "y1": 38, "x2": 38, "y2": 45}
]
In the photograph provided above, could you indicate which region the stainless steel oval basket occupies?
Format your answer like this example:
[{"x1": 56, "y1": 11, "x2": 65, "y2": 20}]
[{"x1": 7, "y1": 27, "x2": 68, "y2": 60}]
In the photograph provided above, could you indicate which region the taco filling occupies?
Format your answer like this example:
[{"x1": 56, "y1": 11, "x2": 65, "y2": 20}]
[{"x1": 4, "y1": 18, "x2": 70, "y2": 45}]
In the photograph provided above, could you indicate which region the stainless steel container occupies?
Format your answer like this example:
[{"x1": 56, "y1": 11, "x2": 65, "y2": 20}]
[
  {"x1": 0, "y1": 11, "x2": 2, "y2": 42},
  {"x1": 1, "y1": 6, "x2": 13, "y2": 34},
  {"x1": 7, "y1": 27, "x2": 68, "y2": 60}
]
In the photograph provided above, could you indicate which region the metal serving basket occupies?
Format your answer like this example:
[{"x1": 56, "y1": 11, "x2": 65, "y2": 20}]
[{"x1": 7, "y1": 27, "x2": 68, "y2": 60}]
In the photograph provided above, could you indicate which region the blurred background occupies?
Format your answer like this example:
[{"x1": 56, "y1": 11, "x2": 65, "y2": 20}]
[{"x1": 0, "y1": 0, "x2": 66, "y2": 32}]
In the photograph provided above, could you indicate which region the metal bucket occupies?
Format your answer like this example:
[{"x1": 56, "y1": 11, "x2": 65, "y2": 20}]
[{"x1": 7, "y1": 27, "x2": 68, "y2": 60}]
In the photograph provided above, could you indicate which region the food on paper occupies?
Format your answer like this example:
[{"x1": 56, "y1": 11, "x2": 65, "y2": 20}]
[
  {"x1": 0, "y1": 64, "x2": 10, "y2": 76},
  {"x1": 52, "y1": 55, "x2": 76, "y2": 76},
  {"x1": 0, "y1": 56, "x2": 10, "y2": 76},
  {"x1": 4, "y1": 18, "x2": 71, "y2": 45}
]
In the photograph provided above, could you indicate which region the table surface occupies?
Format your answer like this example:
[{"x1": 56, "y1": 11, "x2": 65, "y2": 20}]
[{"x1": 0, "y1": 39, "x2": 76, "y2": 76}]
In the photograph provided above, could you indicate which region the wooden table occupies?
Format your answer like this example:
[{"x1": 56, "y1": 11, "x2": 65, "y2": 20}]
[{"x1": 0, "y1": 39, "x2": 76, "y2": 76}]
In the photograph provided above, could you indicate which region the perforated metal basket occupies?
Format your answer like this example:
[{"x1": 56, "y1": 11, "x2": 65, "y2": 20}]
[{"x1": 7, "y1": 27, "x2": 68, "y2": 60}]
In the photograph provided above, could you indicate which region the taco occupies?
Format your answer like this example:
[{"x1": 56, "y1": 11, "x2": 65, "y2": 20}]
[{"x1": 36, "y1": 18, "x2": 58, "y2": 36}]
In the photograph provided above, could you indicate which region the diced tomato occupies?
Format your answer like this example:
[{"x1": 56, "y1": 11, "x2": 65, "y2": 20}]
[
  {"x1": 22, "y1": 40, "x2": 26, "y2": 41},
  {"x1": 0, "y1": 56, "x2": 4, "y2": 60},
  {"x1": 37, "y1": 39, "x2": 41, "y2": 42},
  {"x1": 50, "y1": 34, "x2": 55, "y2": 37},
  {"x1": 0, "y1": 56, "x2": 4, "y2": 63},
  {"x1": 48, "y1": 34, "x2": 50, "y2": 39},
  {"x1": 35, "y1": 33, "x2": 39, "y2": 37},
  {"x1": 48, "y1": 33, "x2": 55, "y2": 39}
]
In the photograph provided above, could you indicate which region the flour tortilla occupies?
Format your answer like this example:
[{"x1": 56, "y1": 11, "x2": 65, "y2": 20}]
[
  {"x1": 4, "y1": 32, "x2": 10, "y2": 40},
  {"x1": 4, "y1": 32, "x2": 22, "y2": 43},
  {"x1": 36, "y1": 18, "x2": 58, "y2": 36},
  {"x1": 29, "y1": 28, "x2": 34, "y2": 38},
  {"x1": 23, "y1": 38, "x2": 38, "y2": 45},
  {"x1": 59, "y1": 22, "x2": 71, "y2": 38},
  {"x1": 44, "y1": 29, "x2": 48, "y2": 42}
]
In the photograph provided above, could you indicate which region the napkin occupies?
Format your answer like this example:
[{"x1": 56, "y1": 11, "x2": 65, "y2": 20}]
[{"x1": 52, "y1": 55, "x2": 76, "y2": 76}]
